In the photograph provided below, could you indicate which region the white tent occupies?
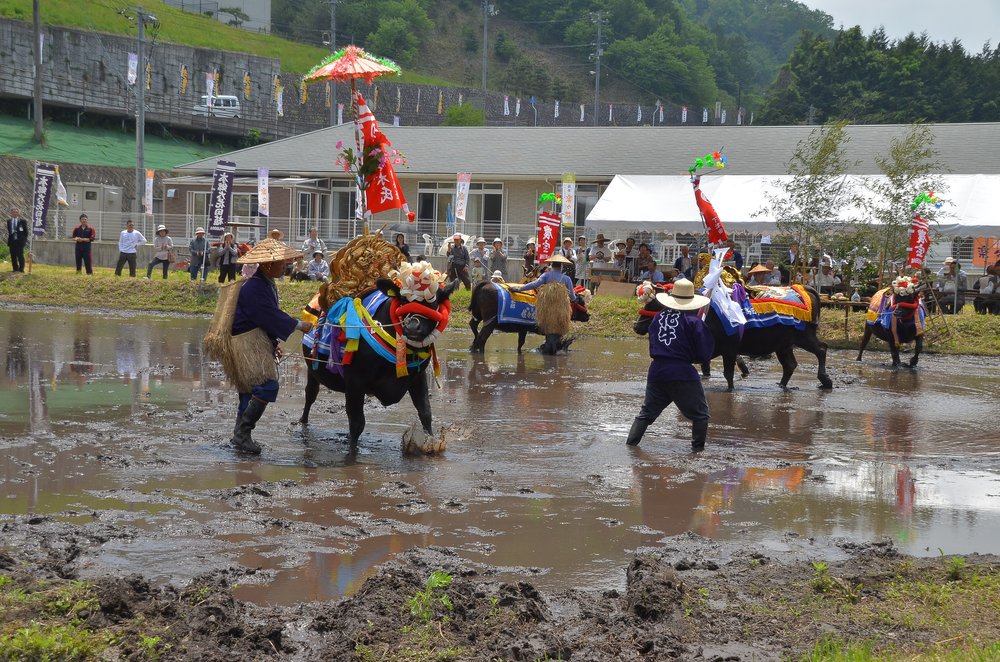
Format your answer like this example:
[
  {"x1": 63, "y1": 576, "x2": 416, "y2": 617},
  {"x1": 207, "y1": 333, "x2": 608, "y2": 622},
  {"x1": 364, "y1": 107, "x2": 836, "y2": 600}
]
[{"x1": 587, "y1": 174, "x2": 1000, "y2": 237}]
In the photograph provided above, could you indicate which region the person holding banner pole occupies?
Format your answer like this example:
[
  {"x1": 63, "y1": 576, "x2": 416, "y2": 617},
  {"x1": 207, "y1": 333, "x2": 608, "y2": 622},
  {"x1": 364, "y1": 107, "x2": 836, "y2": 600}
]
[
  {"x1": 190, "y1": 227, "x2": 209, "y2": 281},
  {"x1": 6, "y1": 206, "x2": 28, "y2": 272}
]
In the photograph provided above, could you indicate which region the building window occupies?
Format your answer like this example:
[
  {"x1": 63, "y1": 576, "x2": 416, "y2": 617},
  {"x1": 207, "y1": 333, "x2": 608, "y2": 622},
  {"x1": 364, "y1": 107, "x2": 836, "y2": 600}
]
[
  {"x1": 416, "y1": 181, "x2": 503, "y2": 244},
  {"x1": 331, "y1": 181, "x2": 358, "y2": 241},
  {"x1": 232, "y1": 193, "x2": 261, "y2": 242},
  {"x1": 574, "y1": 184, "x2": 601, "y2": 230},
  {"x1": 188, "y1": 191, "x2": 209, "y2": 237},
  {"x1": 297, "y1": 191, "x2": 314, "y2": 238}
]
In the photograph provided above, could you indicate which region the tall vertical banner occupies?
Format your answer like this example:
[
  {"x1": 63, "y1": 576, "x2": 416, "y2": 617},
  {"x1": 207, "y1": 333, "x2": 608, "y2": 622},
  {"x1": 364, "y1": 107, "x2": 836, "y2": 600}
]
[
  {"x1": 354, "y1": 91, "x2": 411, "y2": 218},
  {"x1": 244, "y1": 72, "x2": 252, "y2": 100},
  {"x1": 691, "y1": 175, "x2": 728, "y2": 245},
  {"x1": 180, "y1": 64, "x2": 189, "y2": 95},
  {"x1": 205, "y1": 72, "x2": 215, "y2": 100},
  {"x1": 337, "y1": 103, "x2": 344, "y2": 124},
  {"x1": 536, "y1": 212, "x2": 561, "y2": 263},
  {"x1": 455, "y1": 172, "x2": 472, "y2": 222},
  {"x1": 907, "y1": 215, "x2": 931, "y2": 268},
  {"x1": 144, "y1": 169, "x2": 154, "y2": 217},
  {"x1": 560, "y1": 174, "x2": 576, "y2": 227},
  {"x1": 207, "y1": 160, "x2": 236, "y2": 238},
  {"x1": 326, "y1": 82, "x2": 332, "y2": 109},
  {"x1": 257, "y1": 167, "x2": 270, "y2": 217},
  {"x1": 145, "y1": 62, "x2": 151, "y2": 90},
  {"x1": 127, "y1": 53, "x2": 138, "y2": 85},
  {"x1": 682, "y1": 106, "x2": 688, "y2": 123},
  {"x1": 972, "y1": 236, "x2": 1000, "y2": 268},
  {"x1": 31, "y1": 163, "x2": 55, "y2": 237},
  {"x1": 276, "y1": 87, "x2": 284, "y2": 117}
]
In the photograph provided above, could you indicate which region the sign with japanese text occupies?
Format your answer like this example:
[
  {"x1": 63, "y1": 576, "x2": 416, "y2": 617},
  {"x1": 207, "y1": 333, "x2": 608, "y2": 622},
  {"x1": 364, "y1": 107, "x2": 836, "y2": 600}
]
[
  {"x1": 31, "y1": 162, "x2": 55, "y2": 238},
  {"x1": 537, "y1": 212, "x2": 561, "y2": 263},
  {"x1": 355, "y1": 91, "x2": 408, "y2": 217},
  {"x1": 207, "y1": 160, "x2": 236, "y2": 238},
  {"x1": 144, "y1": 169, "x2": 154, "y2": 216},
  {"x1": 907, "y1": 215, "x2": 931, "y2": 269},
  {"x1": 455, "y1": 173, "x2": 471, "y2": 222},
  {"x1": 972, "y1": 236, "x2": 1000, "y2": 268},
  {"x1": 257, "y1": 168, "x2": 269, "y2": 217},
  {"x1": 560, "y1": 174, "x2": 576, "y2": 227}
]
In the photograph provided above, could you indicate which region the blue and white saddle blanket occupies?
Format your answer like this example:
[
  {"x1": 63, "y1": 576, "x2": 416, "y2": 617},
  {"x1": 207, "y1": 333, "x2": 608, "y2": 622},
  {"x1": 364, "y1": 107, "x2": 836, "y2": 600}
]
[{"x1": 494, "y1": 282, "x2": 538, "y2": 327}]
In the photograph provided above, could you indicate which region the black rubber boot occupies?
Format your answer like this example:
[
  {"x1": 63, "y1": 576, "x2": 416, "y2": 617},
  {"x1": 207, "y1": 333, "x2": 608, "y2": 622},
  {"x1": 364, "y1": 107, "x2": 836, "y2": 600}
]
[
  {"x1": 626, "y1": 418, "x2": 649, "y2": 447},
  {"x1": 231, "y1": 398, "x2": 267, "y2": 454},
  {"x1": 691, "y1": 419, "x2": 708, "y2": 452}
]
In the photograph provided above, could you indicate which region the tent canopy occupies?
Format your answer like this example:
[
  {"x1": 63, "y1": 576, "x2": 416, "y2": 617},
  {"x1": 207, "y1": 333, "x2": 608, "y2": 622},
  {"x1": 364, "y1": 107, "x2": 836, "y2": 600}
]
[{"x1": 587, "y1": 174, "x2": 1000, "y2": 237}]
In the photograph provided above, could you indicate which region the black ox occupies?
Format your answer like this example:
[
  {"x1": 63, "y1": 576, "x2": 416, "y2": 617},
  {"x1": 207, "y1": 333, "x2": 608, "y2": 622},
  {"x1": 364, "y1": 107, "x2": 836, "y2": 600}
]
[
  {"x1": 299, "y1": 278, "x2": 458, "y2": 444},
  {"x1": 635, "y1": 284, "x2": 833, "y2": 390},
  {"x1": 468, "y1": 282, "x2": 590, "y2": 354},
  {"x1": 856, "y1": 287, "x2": 925, "y2": 368}
]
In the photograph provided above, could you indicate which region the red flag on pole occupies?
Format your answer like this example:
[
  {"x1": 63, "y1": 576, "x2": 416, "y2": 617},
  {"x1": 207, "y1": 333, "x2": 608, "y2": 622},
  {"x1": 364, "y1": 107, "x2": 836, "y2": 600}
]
[
  {"x1": 537, "y1": 212, "x2": 561, "y2": 263},
  {"x1": 355, "y1": 91, "x2": 411, "y2": 218},
  {"x1": 691, "y1": 175, "x2": 728, "y2": 245},
  {"x1": 907, "y1": 214, "x2": 931, "y2": 269}
]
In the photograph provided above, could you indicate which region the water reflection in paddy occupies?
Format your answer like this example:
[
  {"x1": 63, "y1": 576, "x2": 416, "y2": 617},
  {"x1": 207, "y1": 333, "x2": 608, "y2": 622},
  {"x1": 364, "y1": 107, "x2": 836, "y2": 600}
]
[{"x1": 0, "y1": 306, "x2": 997, "y2": 605}]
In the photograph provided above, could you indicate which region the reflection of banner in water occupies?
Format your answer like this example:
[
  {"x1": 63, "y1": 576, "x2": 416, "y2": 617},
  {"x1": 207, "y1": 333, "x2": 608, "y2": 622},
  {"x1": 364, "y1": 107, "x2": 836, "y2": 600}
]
[{"x1": 28, "y1": 358, "x2": 49, "y2": 434}]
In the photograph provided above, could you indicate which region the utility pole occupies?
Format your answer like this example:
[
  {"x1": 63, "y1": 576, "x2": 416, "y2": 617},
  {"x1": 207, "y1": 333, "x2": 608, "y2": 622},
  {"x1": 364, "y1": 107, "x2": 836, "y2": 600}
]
[
  {"x1": 134, "y1": 7, "x2": 156, "y2": 216},
  {"x1": 32, "y1": 0, "x2": 43, "y2": 143},
  {"x1": 329, "y1": 0, "x2": 337, "y2": 126},
  {"x1": 481, "y1": 1, "x2": 489, "y2": 96},
  {"x1": 592, "y1": 11, "x2": 603, "y2": 128}
]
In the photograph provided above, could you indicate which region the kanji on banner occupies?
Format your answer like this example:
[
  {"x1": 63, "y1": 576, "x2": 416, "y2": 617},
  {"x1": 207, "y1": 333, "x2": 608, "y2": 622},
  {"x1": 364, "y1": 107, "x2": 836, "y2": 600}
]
[
  {"x1": 682, "y1": 106, "x2": 688, "y2": 123},
  {"x1": 144, "y1": 169, "x2": 154, "y2": 216},
  {"x1": 127, "y1": 53, "x2": 138, "y2": 85},
  {"x1": 244, "y1": 71, "x2": 252, "y2": 100},
  {"x1": 560, "y1": 174, "x2": 576, "y2": 227},
  {"x1": 208, "y1": 160, "x2": 236, "y2": 237},
  {"x1": 537, "y1": 212, "x2": 561, "y2": 263},
  {"x1": 31, "y1": 163, "x2": 55, "y2": 238},
  {"x1": 907, "y1": 215, "x2": 931, "y2": 268},
  {"x1": 691, "y1": 175, "x2": 728, "y2": 245},
  {"x1": 972, "y1": 236, "x2": 1000, "y2": 268},
  {"x1": 180, "y1": 64, "x2": 189, "y2": 95},
  {"x1": 504, "y1": 96, "x2": 510, "y2": 116},
  {"x1": 355, "y1": 91, "x2": 411, "y2": 218},
  {"x1": 257, "y1": 167, "x2": 270, "y2": 217},
  {"x1": 455, "y1": 172, "x2": 471, "y2": 222}
]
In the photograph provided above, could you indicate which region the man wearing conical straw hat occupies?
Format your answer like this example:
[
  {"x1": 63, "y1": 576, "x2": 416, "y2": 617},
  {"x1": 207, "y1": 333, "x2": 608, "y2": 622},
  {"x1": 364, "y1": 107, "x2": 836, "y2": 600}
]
[
  {"x1": 228, "y1": 238, "x2": 313, "y2": 454},
  {"x1": 627, "y1": 278, "x2": 715, "y2": 451}
]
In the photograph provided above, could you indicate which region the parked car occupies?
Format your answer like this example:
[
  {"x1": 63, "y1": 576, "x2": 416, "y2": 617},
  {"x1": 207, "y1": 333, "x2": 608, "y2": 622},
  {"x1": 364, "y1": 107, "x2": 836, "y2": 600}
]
[{"x1": 192, "y1": 95, "x2": 241, "y2": 118}]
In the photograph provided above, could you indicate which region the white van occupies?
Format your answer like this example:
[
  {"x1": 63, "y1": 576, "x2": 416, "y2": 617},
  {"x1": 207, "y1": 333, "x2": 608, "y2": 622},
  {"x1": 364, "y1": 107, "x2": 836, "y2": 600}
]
[{"x1": 192, "y1": 95, "x2": 241, "y2": 118}]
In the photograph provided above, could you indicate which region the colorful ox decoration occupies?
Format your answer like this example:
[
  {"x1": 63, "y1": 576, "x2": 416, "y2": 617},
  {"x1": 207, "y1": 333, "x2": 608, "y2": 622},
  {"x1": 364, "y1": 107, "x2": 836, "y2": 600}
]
[
  {"x1": 856, "y1": 275, "x2": 926, "y2": 369},
  {"x1": 300, "y1": 260, "x2": 458, "y2": 448}
]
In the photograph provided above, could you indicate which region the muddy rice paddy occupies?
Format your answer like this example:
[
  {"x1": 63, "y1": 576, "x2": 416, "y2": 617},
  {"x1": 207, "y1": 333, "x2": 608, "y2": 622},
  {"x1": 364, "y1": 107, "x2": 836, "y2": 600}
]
[{"x1": 1, "y1": 305, "x2": 998, "y2": 659}]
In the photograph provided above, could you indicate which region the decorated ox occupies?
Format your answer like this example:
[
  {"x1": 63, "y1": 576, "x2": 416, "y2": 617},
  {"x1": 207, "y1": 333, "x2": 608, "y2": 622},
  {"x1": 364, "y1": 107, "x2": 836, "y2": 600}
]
[
  {"x1": 857, "y1": 275, "x2": 926, "y2": 368},
  {"x1": 300, "y1": 261, "x2": 458, "y2": 447},
  {"x1": 634, "y1": 274, "x2": 832, "y2": 390},
  {"x1": 468, "y1": 281, "x2": 591, "y2": 354}
]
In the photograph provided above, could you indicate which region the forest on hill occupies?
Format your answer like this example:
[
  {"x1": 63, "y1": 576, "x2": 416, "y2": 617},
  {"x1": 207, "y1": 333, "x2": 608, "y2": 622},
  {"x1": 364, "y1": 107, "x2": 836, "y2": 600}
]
[{"x1": 272, "y1": 0, "x2": 836, "y2": 112}]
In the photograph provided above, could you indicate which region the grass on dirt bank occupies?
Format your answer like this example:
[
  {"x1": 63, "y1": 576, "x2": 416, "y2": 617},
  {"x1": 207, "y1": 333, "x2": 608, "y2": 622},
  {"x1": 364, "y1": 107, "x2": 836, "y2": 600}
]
[{"x1": 2, "y1": 265, "x2": 1000, "y2": 356}]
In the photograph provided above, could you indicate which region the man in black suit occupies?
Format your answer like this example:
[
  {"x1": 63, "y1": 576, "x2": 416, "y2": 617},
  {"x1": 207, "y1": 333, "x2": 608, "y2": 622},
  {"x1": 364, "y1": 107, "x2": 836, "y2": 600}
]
[{"x1": 6, "y1": 206, "x2": 28, "y2": 272}]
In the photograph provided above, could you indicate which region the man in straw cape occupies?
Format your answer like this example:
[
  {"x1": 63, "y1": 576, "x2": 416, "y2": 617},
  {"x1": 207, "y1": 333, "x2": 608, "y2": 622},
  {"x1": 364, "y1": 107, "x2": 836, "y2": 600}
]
[
  {"x1": 227, "y1": 239, "x2": 313, "y2": 454},
  {"x1": 509, "y1": 253, "x2": 577, "y2": 299},
  {"x1": 627, "y1": 278, "x2": 714, "y2": 451}
]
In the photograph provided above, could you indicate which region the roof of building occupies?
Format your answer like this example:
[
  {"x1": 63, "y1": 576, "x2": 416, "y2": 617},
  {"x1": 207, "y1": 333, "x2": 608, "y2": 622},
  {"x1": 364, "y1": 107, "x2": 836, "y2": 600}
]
[{"x1": 175, "y1": 122, "x2": 1000, "y2": 179}]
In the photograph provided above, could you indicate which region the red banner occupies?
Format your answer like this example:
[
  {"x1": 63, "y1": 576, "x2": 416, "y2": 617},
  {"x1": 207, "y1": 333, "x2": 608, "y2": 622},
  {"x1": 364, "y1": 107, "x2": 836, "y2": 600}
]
[
  {"x1": 356, "y1": 91, "x2": 407, "y2": 216},
  {"x1": 907, "y1": 214, "x2": 931, "y2": 269},
  {"x1": 537, "y1": 212, "x2": 561, "y2": 263},
  {"x1": 691, "y1": 175, "x2": 728, "y2": 245},
  {"x1": 972, "y1": 236, "x2": 1000, "y2": 268}
]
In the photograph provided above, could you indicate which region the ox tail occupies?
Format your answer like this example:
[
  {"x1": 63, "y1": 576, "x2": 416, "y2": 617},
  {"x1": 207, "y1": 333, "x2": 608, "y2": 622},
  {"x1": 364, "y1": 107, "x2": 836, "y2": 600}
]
[{"x1": 536, "y1": 283, "x2": 571, "y2": 336}]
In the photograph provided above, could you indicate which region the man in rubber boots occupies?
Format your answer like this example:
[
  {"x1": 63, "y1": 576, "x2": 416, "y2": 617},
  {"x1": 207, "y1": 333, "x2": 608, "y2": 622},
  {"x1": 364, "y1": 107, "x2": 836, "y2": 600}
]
[
  {"x1": 230, "y1": 239, "x2": 313, "y2": 454},
  {"x1": 627, "y1": 278, "x2": 714, "y2": 451}
]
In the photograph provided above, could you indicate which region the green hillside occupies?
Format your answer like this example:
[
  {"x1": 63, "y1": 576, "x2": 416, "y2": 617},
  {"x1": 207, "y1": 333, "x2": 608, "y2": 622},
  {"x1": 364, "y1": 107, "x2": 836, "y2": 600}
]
[
  {"x1": 0, "y1": 0, "x2": 439, "y2": 80},
  {"x1": 0, "y1": 114, "x2": 225, "y2": 170}
]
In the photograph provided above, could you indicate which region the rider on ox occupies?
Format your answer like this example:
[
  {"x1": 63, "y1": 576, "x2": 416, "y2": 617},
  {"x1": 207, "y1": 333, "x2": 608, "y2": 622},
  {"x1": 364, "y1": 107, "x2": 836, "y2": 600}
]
[
  {"x1": 508, "y1": 254, "x2": 580, "y2": 354},
  {"x1": 857, "y1": 274, "x2": 926, "y2": 369},
  {"x1": 627, "y1": 279, "x2": 714, "y2": 451}
]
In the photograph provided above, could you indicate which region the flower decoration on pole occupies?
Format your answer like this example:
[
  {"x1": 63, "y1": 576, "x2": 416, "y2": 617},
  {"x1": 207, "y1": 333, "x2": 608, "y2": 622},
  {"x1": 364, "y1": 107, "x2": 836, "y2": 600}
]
[
  {"x1": 538, "y1": 192, "x2": 562, "y2": 205},
  {"x1": 910, "y1": 190, "x2": 943, "y2": 211},
  {"x1": 687, "y1": 150, "x2": 728, "y2": 175},
  {"x1": 304, "y1": 46, "x2": 409, "y2": 226},
  {"x1": 891, "y1": 275, "x2": 919, "y2": 296}
]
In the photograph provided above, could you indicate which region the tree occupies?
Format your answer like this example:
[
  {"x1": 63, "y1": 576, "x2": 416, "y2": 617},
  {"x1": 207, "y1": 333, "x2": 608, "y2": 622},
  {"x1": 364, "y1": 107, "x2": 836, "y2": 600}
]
[
  {"x1": 443, "y1": 103, "x2": 485, "y2": 126},
  {"x1": 761, "y1": 120, "x2": 861, "y2": 271},
  {"x1": 864, "y1": 123, "x2": 946, "y2": 280},
  {"x1": 218, "y1": 7, "x2": 250, "y2": 28}
]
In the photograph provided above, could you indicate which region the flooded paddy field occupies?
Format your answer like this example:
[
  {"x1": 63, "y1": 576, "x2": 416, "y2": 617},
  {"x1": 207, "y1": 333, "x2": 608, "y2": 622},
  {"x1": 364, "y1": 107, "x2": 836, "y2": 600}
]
[{"x1": 1, "y1": 305, "x2": 998, "y2": 659}]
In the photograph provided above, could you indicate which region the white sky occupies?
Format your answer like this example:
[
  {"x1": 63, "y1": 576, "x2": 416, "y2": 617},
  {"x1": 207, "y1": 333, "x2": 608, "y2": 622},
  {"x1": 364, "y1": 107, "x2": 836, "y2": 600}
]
[{"x1": 800, "y1": 0, "x2": 1000, "y2": 51}]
